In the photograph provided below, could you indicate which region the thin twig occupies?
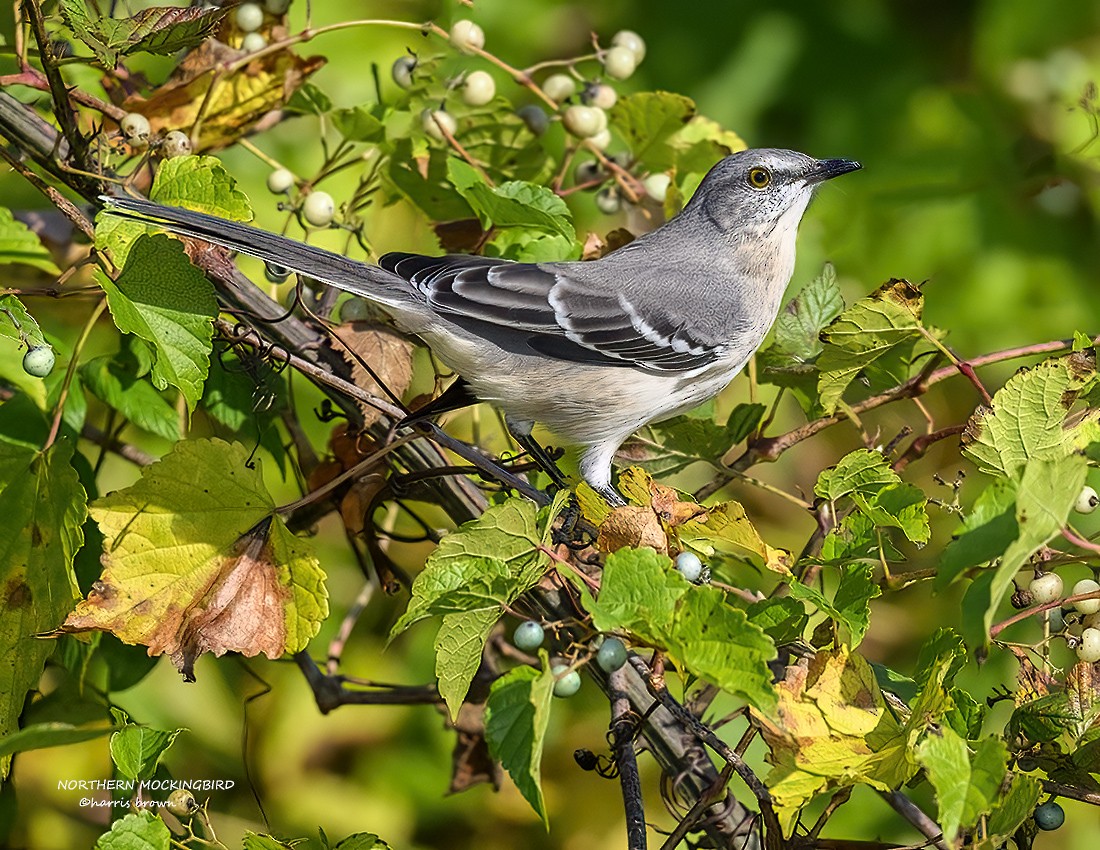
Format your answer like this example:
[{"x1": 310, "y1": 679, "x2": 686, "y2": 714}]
[{"x1": 879, "y1": 790, "x2": 949, "y2": 850}]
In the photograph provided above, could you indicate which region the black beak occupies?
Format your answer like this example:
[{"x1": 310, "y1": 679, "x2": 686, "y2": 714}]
[{"x1": 807, "y1": 158, "x2": 862, "y2": 184}]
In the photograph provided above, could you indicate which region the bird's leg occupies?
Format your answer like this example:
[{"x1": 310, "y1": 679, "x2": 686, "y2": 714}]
[{"x1": 505, "y1": 417, "x2": 571, "y2": 492}]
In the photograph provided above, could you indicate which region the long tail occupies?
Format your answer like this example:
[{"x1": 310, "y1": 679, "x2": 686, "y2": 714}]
[{"x1": 99, "y1": 195, "x2": 408, "y2": 306}]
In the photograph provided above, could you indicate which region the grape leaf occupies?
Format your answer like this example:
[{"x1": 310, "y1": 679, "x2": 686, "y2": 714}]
[
  {"x1": 61, "y1": 1, "x2": 227, "y2": 66},
  {"x1": 610, "y1": 92, "x2": 696, "y2": 170},
  {"x1": 787, "y1": 563, "x2": 881, "y2": 648},
  {"x1": 935, "y1": 478, "x2": 1018, "y2": 589},
  {"x1": 94, "y1": 811, "x2": 170, "y2": 850},
  {"x1": 0, "y1": 722, "x2": 113, "y2": 759},
  {"x1": 447, "y1": 158, "x2": 575, "y2": 241},
  {"x1": 816, "y1": 279, "x2": 925, "y2": 415},
  {"x1": 917, "y1": 729, "x2": 1007, "y2": 843},
  {"x1": 80, "y1": 350, "x2": 180, "y2": 441},
  {"x1": 961, "y1": 352, "x2": 1098, "y2": 478},
  {"x1": 109, "y1": 710, "x2": 181, "y2": 782},
  {"x1": 815, "y1": 449, "x2": 930, "y2": 545},
  {"x1": 0, "y1": 294, "x2": 47, "y2": 349},
  {"x1": 0, "y1": 207, "x2": 59, "y2": 274},
  {"x1": 484, "y1": 660, "x2": 554, "y2": 827},
  {"x1": 96, "y1": 234, "x2": 216, "y2": 412},
  {"x1": 0, "y1": 439, "x2": 85, "y2": 779},
  {"x1": 61, "y1": 439, "x2": 327, "y2": 681}
]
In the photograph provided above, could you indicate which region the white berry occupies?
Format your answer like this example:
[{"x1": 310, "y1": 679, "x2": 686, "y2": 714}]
[
  {"x1": 161, "y1": 130, "x2": 192, "y2": 158},
  {"x1": 266, "y1": 167, "x2": 295, "y2": 194},
  {"x1": 241, "y1": 32, "x2": 267, "y2": 52},
  {"x1": 643, "y1": 173, "x2": 671, "y2": 203},
  {"x1": 611, "y1": 30, "x2": 646, "y2": 63},
  {"x1": 675, "y1": 551, "x2": 703, "y2": 583},
  {"x1": 541, "y1": 74, "x2": 576, "y2": 103},
  {"x1": 301, "y1": 190, "x2": 335, "y2": 227},
  {"x1": 1028, "y1": 572, "x2": 1063, "y2": 605},
  {"x1": 462, "y1": 70, "x2": 496, "y2": 106},
  {"x1": 602, "y1": 46, "x2": 637, "y2": 81},
  {"x1": 595, "y1": 187, "x2": 620, "y2": 215},
  {"x1": 584, "y1": 83, "x2": 618, "y2": 110},
  {"x1": 449, "y1": 20, "x2": 484, "y2": 54},
  {"x1": 22, "y1": 345, "x2": 55, "y2": 378},
  {"x1": 392, "y1": 55, "x2": 416, "y2": 89},
  {"x1": 550, "y1": 662, "x2": 581, "y2": 698},
  {"x1": 1076, "y1": 485, "x2": 1098, "y2": 514},
  {"x1": 587, "y1": 128, "x2": 612, "y2": 151},
  {"x1": 120, "y1": 112, "x2": 150, "y2": 144},
  {"x1": 1073, "y1": 578, "x2": 1100, "y2": 615},
  {"x1": 235, "y1": 2, "x2": 264, "y2": 33},
  {"x1": 563, "y1": 105, "x2": 603, "y2": 138},
  {"x1": 422, "y1": 108, "x2": 457, "y2": 141},
  {"x1": 1079, "y1": 627, "x2": 1100, "y2": 662}
]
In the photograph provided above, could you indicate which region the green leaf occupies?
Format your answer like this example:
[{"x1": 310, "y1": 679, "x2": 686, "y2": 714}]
[
  {"x1": 961, "y1": 352, "x2": 1098, "y2": 478},
  {"x1": 816, "y1": 280, "x2": 925, "y2": 415},
  {"x1": 384, "y1": 142, "x2": 473, "y2": 222},
  {"x1": 447, "y1": 158, "x2": 575, "y2": 241},
  {"x1": 746, "y1": 598, "x2": 809, "y2": 644},
  {"x1": 936, "y1": 478, "x2": 1018, "y2": 589},
  {"x1": 285, "y1": 82, "x2": 333, "y2": 115},
  {"x1": 243, "y1": 835, "x2": 295, "y2": 850},
  {"x1": 81, "y1": 350, "x2": 180, "y2": 441},
  {"x1": 485, "y1": 661, "x2": 554, "y2": 827},
  {"x1": 96, "y1": 234, "x2": 217, "y2": 412},
  {"x1": 0, "y1": 207, "x2": 59, "y2": 273},
  {"x1": 815, "y1": 449, "x2": 930, "y2": 544},
  {"x1": 484, "y1": 228, "x2": 576, "y2": 262},
  {"x1": 609, "y1": 92, "x2": 696, "y2": 169},
  {"x1": 0, "y1": 440, "x2": 85, "y2": 779},
  {"x1": 61, "y1": 438, "x2": 327, "y2": 680},
  {"x1": 390, "y1": 499, "x2": 545, "y2": 636},
  {"x1": 963, "y1": 452, "x2": 1088, "y2": 647},
  {"x1": 788, "y1": 563, "x2": 881, "y2": 648},
  {"x1": 0, "y1": 294, "x2": 48, "y2": 349},
  {"x1": 976, "y1": 774, "x2": 1042, "y2": 850},
  {"x1": 771, "y1": 264, "x2": 845, "y2": 360},
  {"x1": 95, "y1": 811, "x2": 170, "y2": 850},
  {"x1": 334, "y1": 833, "x2": 392, "y2": 850},
  {"x1": 333, "y1": 106, "x2": 385, "y2": 142},
  {"x1": 725, "y1": 402, "x2": 766, "y2": 443},
  {"x1": 61, "y1": 1, "x2": 226, "y2": 66},
  {"x1": 0, "y1": 722, "x2": 112, "y2": 759},
  {"x1": 150, "y1": 155, "x2": 253, "y2": 220},
  {"x1": 581, "y1": 548, "x2": 685, "y2": 641},
  {"x1": 916, "y1": 729, "x2": 1007, "y2": 844},
  {"x1": 436, "y1": 609, "x2": 500, "y2": 722},
  {"x1": 109, "y1": 718, "x2": 182, "y2": 781}
]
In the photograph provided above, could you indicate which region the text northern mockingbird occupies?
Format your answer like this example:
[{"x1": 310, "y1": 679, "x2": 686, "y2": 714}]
[{"x1": 102, "y1": 148, "x2": 860, "y2": 504}]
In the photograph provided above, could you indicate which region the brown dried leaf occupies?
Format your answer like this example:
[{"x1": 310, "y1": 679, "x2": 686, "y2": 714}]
[
  {"x1": 597, "y1": 506, "x2": 668, "y2": 554},
  {"x1": 446, "y1": 701, "x2": 502, "y2": 794},
  {"x1": 338, "y1": 323, "x2": 414, "y2": 427}
]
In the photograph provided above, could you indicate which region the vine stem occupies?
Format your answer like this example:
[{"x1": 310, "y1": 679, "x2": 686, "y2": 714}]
[
  {"x1": 42, "y1": 299, "x2": 106, "y2": 452},
  {"x1": 990, "y1": 588, "x2": 1100, "y2": 639}
]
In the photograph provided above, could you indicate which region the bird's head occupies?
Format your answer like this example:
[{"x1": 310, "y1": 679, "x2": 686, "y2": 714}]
[{"x1": 688, "y1": 148, "x2": 861, "y2": 237}]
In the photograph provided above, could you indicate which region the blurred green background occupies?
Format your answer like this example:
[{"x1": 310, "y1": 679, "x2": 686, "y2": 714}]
[{"x1": 5, "y1": 0, "x2": 1100, "y2": 847}]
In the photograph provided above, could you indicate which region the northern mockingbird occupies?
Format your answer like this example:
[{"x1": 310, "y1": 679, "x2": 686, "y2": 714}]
[{"x1": 102, "y1": 148, "x2": 860, "y2": 504}]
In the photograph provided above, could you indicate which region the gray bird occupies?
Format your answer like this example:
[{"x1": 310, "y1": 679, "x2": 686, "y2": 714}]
[{"x1": 101, "y1": 148, "x2": 860, "y2": 504}]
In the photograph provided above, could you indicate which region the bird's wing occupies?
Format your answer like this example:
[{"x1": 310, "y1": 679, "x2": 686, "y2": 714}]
[{"x1": 381, "y1": 252, "x2": 725, "y2": 372}]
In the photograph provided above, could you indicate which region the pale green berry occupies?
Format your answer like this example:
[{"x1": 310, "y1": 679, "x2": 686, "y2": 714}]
[
  {"x1": 462, "y1": 70, "x2": 496, "y2": 106},
  {"x1": 574, "y1": 160, "x2": 602, "y2": 185},
  {"x1": 542, "y1": 73, "x2": 576, "y2": 103},
  {"x1": 551, "y1": 663, "x2": 581, "y2": 698},
  {"x1": 301, "y1": 190, "x2": 334, "y2": 227},
  {"x1": 120, "y1": 112, "x2": 150, "y2": 144},
  {"x1": 611, "y1": 30, "x2": 646, "y2": 63},
  {"x1": 1076, "y1": 485, "x2": 1098, "y2": 514},
  {"x1": 1073, "y1": 578, "x2": 1100, "y2": 615},
  {"x1": 675, "y1": 551, "x2": 703, "y2": 582},
  {"x1": 422, "y1": 108, "x2": 457, "y2": 141},
  {"x1": 264, "y1": 263, "x2": 290, "y2": 283},
  {"x1": 513, "y1": 621, "x2": 545, "y2": 651},
  {"x1": 587, "y1": 129, "x2": 612, "y2": 150},
  {"x1": 563, "y1": 105, "x2": 603, "y2": 138},
  {"x1": 450, "y1": 20, "x2": 484, "y2": 53},
  {"x1": 392, "y1": 55, "x2": 417, "y2": 89},
  {"x1": 595, "y1": 187, "x2": 620, "y2": 214},
  {"x1": 596, "y1": 637, "x2": 628, "y2": 672},
  {"x1": 584, "y1": 83, "x2": 618, "y2": 110},
  {"x1": 235, "y1": 2, "x2": 264, "y2": 33},
  {"x1": 165, "y1": 788, "x2": 198, "y2": 819},
  {"x1": 263, "y1": 0, "x2": 291, "y2": 13},
  {"x1": 266, "y1": 167, "x2": 295, "y2": 194},
  {"x1": 643, "y1": 173, "x2": 671, "y2": 202},
  {"x1": 602, "y1": 46, "x2": 637, "y2": 81},
  {"x1": 1079, "y1": 627, "x2": 1100, "y2": 662},
  {"x1": 22, "y1": 345, "x2": 55, "y2": 378},
  {"x1": 1028, "y1": 572, "x2": 1063, "y2": 605},
  {"x1": 241, "y1": 32, "x2": 267, "y2": 52},
  {"x1": 161, "y1": 130, "x2": 192, "y2": 158}
]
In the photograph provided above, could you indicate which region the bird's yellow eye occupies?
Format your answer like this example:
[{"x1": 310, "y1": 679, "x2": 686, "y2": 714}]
[{"x1": 748, "y1": 167, "x2": 771, "y2": 189}]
